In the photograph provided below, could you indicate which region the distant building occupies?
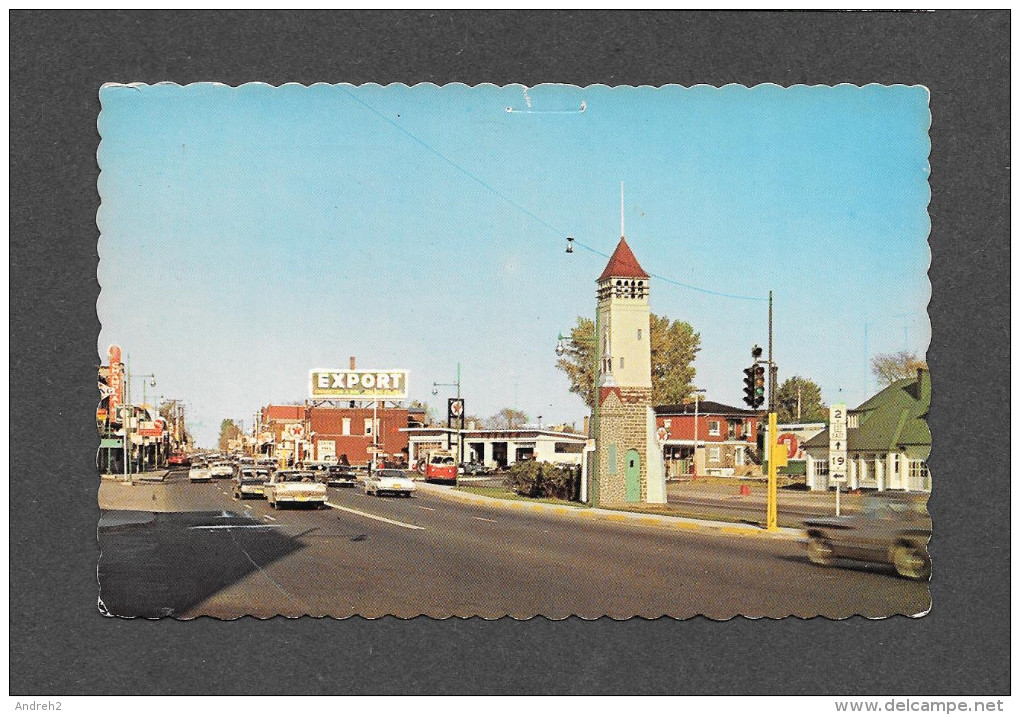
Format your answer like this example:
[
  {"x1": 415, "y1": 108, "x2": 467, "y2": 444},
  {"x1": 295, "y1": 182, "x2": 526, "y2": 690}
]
[
  {"x1": 802, "y1": 369, "x2": 931, "y2": 492},
  {"x1": 654, "y1": 401, "x2": 761, "y2": 478},
  {"x1": 405, "y1": 427, "x2": 587, "y2": 469}
]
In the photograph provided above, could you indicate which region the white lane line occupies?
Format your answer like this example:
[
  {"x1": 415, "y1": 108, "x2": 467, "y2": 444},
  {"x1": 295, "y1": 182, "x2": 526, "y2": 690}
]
[
  {"x1": 326, "y1": 502, "x2": 425, "y2": 530},
  {"x1": 471, "y1": 516, "x2": 498, "y2": 523},
  {"x1": 188, "y1": 524, "x2": 279, "y2": 530},
  {"x1": 416, "y1": 506, "x2": 436, "y2": 511},
  {"x1": 263, "y1": 514, "x2": 276, "y2": 521}
]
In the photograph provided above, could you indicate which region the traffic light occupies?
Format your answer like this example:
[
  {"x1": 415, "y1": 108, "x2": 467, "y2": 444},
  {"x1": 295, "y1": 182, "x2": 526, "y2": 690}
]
[
  {"x1": 752, "y1": 364, "x2": 766, "y2": 409},
  {"x1": 742, "y1": 366, "x2": 757, "y2": 406}
]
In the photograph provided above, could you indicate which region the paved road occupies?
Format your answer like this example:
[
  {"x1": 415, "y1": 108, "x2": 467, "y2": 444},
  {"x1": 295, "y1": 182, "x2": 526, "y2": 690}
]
[{"x1": 98, "y1": 469, "x2": 929, "y2": 620}]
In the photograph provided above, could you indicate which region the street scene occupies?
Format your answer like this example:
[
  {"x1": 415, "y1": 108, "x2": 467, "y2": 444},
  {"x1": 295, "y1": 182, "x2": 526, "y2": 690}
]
[{"x1": 97, "y1": 82, "x2": 931, "y2": 619}]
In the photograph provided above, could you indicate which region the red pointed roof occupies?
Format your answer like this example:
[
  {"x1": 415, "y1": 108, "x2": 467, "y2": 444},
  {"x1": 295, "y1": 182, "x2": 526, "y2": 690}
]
[{"x1": 598, "y1": 237, "x2": 649, "y2": 282}]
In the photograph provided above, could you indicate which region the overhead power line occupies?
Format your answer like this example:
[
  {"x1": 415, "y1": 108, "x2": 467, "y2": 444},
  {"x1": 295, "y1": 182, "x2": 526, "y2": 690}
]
[{"x1": 338, "y1": 86, "x2": 767, "y2": 303}]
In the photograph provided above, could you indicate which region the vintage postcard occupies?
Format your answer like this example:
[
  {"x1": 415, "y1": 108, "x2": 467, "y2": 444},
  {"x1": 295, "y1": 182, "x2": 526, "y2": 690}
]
[{"x1": 97, "y1": 82, "x2": 931, "y2": 619}]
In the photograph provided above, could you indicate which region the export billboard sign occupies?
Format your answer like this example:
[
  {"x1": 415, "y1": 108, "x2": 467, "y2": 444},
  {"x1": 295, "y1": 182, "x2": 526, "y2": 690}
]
[{"x1": 309, "y1": 369, "x2": 408, "y2": 400}]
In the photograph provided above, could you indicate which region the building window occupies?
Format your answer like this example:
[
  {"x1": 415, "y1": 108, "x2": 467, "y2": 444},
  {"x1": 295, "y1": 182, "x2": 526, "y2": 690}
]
[
  {"x1": 815, "y1": 459, "x2": 829, "y2": 476},
  {"x1": 708, "y1": 446, "x2": 721, "y2": 463},
  {"x1": 637, "y1": 328, "x2": 642, "y2": 340},
  {"x1": 908, "y1": 460, "x2": 929, "y2": 482},
  {"x1": 554, "y1": 442, "x2": 584, "y2": 453},
  {"x1": 735, "y1": 447, "x2": 745, "y2": 465},
  {"x1": 364, "y1": 418, "x2": 373, "y2": 436},
  {"x1": 342, "y1": 418, "x2": 351, "y2": 436},
  {"x1": 608, "y1": 444, "x2": 618, "y2": 474},
  {"x1": 664, "y1": 419, "x2": 672, "y2": 428},
  {"x1": 728, "y1": 423, "x2": 736, "y2": 440},
  {"x1": 848, "y1": 414, "x2": 859, "y2": 429},
  {"x1": 708, "y1": 420, "x2": 720, "y2": 436},
  {"x1": 619, "y1": 356, "x2": 625, "y2": 369}
]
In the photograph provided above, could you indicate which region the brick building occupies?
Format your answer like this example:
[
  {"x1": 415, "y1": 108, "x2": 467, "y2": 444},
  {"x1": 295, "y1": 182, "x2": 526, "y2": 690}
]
[
  {"x1": 259, "y1": 403, "x2": 425, "y2": 466},
  {"x1": 654, "y1": 401, "x2": 761, "y2": 478}
]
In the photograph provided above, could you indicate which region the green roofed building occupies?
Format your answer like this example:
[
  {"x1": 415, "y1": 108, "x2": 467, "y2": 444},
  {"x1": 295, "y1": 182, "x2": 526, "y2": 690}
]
[{"x1": 802, "y1": 368, "x2": 931, "y2": 492}]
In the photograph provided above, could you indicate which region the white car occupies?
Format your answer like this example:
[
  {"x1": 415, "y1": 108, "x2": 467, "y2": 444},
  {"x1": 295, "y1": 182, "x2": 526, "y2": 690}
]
[
  {"x1": 264, "y1": 470, "x2": 328, "y2": 509},
  {"x1": 209, "y1": 461, "x2": 234, "y2": 479},
  {"x1": 188, "y1": 465, "x2": 211, "y2": 482},
  {"x1": 365, "y1": 469, "x2": 416, "y2": 498}
]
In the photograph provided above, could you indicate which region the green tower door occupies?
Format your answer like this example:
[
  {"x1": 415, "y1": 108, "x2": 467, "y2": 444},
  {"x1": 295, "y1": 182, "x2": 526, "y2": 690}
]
[{"x1": 625, "y1": 449, "x2": 641, "y2": 502}]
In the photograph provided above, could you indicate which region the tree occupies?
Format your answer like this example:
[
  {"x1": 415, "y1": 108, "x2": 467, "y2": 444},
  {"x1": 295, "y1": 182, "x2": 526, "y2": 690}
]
[
  {"x1": 218, "y1": 418, "x2": 242, "y2": 453},
  {"x1": 408, "y1": 400, "x2": 435, "y2": 426},
  {"x1": 554, "y1": 313, "x2": 702, "y2": 409},
  {"x1": 775, "y1": 377, "x2": 827, "y2": 424},
  {"x1": 487, "y1": 408, "x2": 529, "y2": 429},
  {"x1": 871, "y1": 351, "x2": 928, "y2": 387}
]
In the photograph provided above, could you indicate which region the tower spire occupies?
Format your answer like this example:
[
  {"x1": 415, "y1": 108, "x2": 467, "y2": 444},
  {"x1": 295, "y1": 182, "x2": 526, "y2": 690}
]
[{"x1": 620, "y1": 181, "x2": 625, "y2": 238}]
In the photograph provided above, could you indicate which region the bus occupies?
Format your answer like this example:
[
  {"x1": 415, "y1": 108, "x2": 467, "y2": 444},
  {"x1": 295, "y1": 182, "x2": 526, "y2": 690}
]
[{"x1": 421, "y1": 449, "x2": 458, "y2": 483}]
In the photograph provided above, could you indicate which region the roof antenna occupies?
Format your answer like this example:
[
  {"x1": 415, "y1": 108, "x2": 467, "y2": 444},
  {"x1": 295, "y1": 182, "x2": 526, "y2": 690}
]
[{"x1": 620, "y1": 181, "x2": 625, "y2": 238}]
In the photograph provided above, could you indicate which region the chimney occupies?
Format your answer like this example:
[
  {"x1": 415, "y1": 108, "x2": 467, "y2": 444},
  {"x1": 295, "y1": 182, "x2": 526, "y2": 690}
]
[{"x1": 349, "y1": 356, "x2": 356, "y2": 370}]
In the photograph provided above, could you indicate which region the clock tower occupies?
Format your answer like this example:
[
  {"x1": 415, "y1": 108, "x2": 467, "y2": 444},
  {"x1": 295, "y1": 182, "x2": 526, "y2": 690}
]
[{"x1": 593, "y1": 237, "x2": 666, "y2": 505}]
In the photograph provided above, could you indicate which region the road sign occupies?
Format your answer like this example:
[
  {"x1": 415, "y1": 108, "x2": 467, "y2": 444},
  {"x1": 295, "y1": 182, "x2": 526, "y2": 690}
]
[
  {"x1": 777, "y1": 433, "x2": 799, "y2": 460},
  {"x1": 828, "y1": 403, "x2": 848, "y2": 482},
  {"x1": 287, "y1": 423, "x2": 305, "y2": 439},
  {"x1": 448, "y1": 398, "x2": 464, "y2": 419}
]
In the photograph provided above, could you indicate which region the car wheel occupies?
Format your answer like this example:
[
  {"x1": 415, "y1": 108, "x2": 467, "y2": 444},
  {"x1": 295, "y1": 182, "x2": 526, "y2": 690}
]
[
  {"x1": 806, "y1": 536, "x2": 835, "y2": 567},
  {"x1": 892, "y1": 544, "x2": 931, "y2": 581}
]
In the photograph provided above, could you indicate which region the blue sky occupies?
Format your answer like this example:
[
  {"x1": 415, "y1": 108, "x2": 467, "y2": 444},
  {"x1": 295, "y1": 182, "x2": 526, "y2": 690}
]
[{"x1": 97, "y1": 83, "x2": 931, "y2": 447}]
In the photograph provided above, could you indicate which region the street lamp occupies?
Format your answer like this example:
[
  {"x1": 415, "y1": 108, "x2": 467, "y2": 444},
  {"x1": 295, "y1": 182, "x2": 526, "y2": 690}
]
[
  {"x1": 689, "y1": 388, "x2": 707, "y2": 480},
  {"x1": 431, "y1": 363, "x2": 463, "y2": 463}
]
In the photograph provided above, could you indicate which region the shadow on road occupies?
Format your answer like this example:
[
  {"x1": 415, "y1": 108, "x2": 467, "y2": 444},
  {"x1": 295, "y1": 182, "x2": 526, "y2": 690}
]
[{"x1": 98, "y1": 510, "x2": 303, "y2": 618}]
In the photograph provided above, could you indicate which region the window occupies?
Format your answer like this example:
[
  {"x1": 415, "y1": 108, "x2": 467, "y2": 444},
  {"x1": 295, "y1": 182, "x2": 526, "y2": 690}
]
[
  {"x1": 735, "y1": 447, "x2": 745, "y2": 465},
  {"x1": 908, "y1": 460, "x2": 929, "y2": 482},
  {"x1": 848, "y1": 414, "x2": 859, "y2": 429},
  {"x1": 728, "y1": 423, "x2": 736, "y2": 440},
  {"x1": 664, "y1": 419, "x2": 672, "y2": 428},
  {"x1": 554, "y1": 442, "x2": 584, "y2": 454},
  {"x1": 620, "y1": 356, "x2": 625, "y2": 369},
  {"x1": 637, "y1": 328, "x2": 642, "y2": 340},
  {"x1": 708, "y1": 420, "x2": 720, "y2": 436},
  {"x1": 342, "y1": 418, "x2": 351, "y2": 436},
  {"x1": 708, "y1": 446, "x2": 721, "y2": 463},
  {"x1": 608, "y1": 444, "x2": 618, "y2": 474},
  {"x1": 815, "y1": 460, "x2": 829, "y2": 476},
  {"x1": 364, "y1": 418, "x2": 373, "y2": 436}
]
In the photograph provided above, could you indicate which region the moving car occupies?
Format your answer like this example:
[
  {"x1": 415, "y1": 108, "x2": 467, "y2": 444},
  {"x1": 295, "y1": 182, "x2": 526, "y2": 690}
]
[
  {"x1": 233, "y1": 468, "x2": 271, "y2": 500},
  {"x1": 324, "y1": 465, "x2": 358, "y2": 487},
  {"x1": 168, "y1": 453, "x2": 191, "y2": 467},
  {"x1": 365, "y1": 468, "x2": 416, "y2": 498},
  {"x1": 264, "y1": 470, "x2": 328, "y2": 509},
  {"x1": 802, "y1": 491, "x2": 932, "y2": 580},
  {"x1": 188, "y1": 464, "x2": 211, "y2": 482},
  {"x1": 209, "y1": 460, "x2": 235, "y2": 479}
]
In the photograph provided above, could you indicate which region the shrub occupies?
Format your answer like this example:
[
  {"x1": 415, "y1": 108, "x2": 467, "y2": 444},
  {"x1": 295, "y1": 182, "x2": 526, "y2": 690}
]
[{"x1": 504, "y1": 460, "x2": 577, "y2": 500}]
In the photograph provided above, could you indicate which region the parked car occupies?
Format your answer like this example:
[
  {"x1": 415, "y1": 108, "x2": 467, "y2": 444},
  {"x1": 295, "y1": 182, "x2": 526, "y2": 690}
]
[
  {"x1": 459, "y1": 461, "x2": 491, "y2": 476},
  {"x1": 802, "y1": 491, "x2": 932, "y2": 580},
  {"x1": 365, "y1": 468, "x2": 416, "y2": 498},
  {"x1": 233, "y1": 468, "x2": 271, "y2": 500},
  {"x1": 264, "y1": 470, "x2": 328, "y2": 509},
  {"x1": 188, "y1": 464, "x2": 211, "y2": 483},
  {"x1": 168, "y1": 453, "x2": 191, "y2": 467}
]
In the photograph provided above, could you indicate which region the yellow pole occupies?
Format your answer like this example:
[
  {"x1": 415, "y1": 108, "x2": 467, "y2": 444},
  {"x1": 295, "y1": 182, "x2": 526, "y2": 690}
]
[{"x1": 767, "y1": 412, "x2": 778, "y2": 531}]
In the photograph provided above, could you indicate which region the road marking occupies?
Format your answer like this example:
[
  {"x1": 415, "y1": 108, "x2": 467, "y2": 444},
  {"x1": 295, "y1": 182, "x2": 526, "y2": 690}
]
[
  {"x1": 326, "y1": 502, "x2": 425, "y2": 530},
  {"x1": 416, "y1": 506, "x2": 436, "y2": 511},
  {"x1": 263, "y1": 515, "x2": 276, "y2": 522},
  {"x1": 188, "y1": 524, "x2": 278, "y2": 530},
  {"x1": 471, "y1": 516, "x2": 498, "y2": 523}
]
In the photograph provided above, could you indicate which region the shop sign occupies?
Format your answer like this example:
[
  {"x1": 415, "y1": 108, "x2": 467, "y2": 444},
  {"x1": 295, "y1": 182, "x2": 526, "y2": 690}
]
[
  {"x1": 309, "y1": 369, "x2": 408, "y2": 399},
  {"x1": 108, "y1": 345, "x2": 123, "y2": 417}
]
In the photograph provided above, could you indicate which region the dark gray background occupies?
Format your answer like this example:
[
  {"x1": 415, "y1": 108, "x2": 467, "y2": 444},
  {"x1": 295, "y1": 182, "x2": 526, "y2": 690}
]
[{"x1": 9, "y1": 11, "x2": 1009, "y2": 695}]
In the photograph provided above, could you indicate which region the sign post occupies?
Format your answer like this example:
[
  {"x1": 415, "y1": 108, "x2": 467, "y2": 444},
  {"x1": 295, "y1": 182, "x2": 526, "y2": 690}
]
[{"x1": 829, "y1": 404, "x2": 848, "y2": 516}]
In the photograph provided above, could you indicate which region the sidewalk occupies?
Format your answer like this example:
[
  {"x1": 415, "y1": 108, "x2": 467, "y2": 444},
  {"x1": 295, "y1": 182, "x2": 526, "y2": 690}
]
[
  {"x1": 99, "y1": 476, "x2": 176, "y2": 512},
  {"x1": 668, "y1": 480, "x2": 863, "y2": 513},
  {"x1": 417, "y1": 482, "x2": 803, "y2": 541}
]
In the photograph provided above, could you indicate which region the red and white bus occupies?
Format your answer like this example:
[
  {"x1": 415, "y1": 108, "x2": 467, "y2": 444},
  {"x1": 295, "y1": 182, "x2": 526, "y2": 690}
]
[{"x1": 420, "y1": 449, "x2": 457, "y2": 483}]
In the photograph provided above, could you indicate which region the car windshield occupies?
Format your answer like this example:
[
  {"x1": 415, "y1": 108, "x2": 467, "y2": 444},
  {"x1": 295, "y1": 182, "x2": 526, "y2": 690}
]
[
  {"x1": 431, "y1": 456, "x2": 454, "y2": 465},
  {"x1": 281, "y1": 471, "x2": 314, "y2": 482}
]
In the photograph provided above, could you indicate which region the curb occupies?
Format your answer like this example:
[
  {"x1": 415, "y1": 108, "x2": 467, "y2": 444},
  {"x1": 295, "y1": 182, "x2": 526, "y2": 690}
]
[{"x1": 416, "y1": 483, "x2": 803, "y2": 541}]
